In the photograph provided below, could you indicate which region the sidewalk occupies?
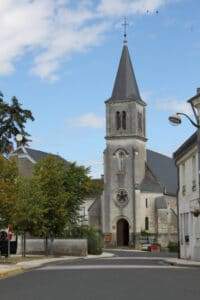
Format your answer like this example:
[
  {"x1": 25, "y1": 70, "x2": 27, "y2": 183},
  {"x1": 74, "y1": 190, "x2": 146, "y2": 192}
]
[
  {"x1": 164, "y1": 257, "x2": 200, "y2": 267},
  {"x1": 0, "y1": 252, "x2": 114, "y2": 278}
]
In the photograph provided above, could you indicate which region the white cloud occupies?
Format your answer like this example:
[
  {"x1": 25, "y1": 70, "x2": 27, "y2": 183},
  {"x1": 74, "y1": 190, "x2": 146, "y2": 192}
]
[
  {"x1": 0, "y1": 0, "x2": 181, "y2": 80},
  {"x1": 98, "y1": 0, "x2": 170, "y2": 16},
  {"x1": 155, "y1": 98, "x2": 193, "y2": 115},
  {"x1": 68, "y1": 113, "x2": 105, "y2": 128}
]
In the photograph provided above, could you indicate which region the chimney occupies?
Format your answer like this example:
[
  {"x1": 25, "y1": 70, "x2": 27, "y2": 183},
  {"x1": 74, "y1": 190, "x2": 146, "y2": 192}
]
[{"x1": 197, "y1": 88, "x2": 200, "y2": 95}]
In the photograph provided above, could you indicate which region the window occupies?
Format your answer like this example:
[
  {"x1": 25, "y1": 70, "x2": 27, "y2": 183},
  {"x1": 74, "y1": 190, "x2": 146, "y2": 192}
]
[
  {"x1": 184, "y1": 213, "x2": 189, "y2": 242},
  {"x1": 192, "y1": 155, "x2": 197, "y2": 191},
  {"x1": 195, "y1": 217, "x2": 200, "y2": 236},
  {"x1": 138, "y1": 112, "x2": 143, "y2": 133},
  {"x1": 122, "y1": 111, "x2": 126, "y2": 130},
  {"x1": 116, "y1": 111, "x2": 121, "y2": 130},
  {"x1": 182, "y1": 163, "x2": 186, "y2": 195},
  {"x1": 145, "y1": 217, "x2": 149, "y2": 231},
  {"x1": 145, "y1": 198, "x2": 148, "y2": 208},
  {"x1": 117, "y1": 150, "x2": 125, "y2": 172},
  {"x1": 180, "y1": 214, "x2": 184, "y2": 244}
]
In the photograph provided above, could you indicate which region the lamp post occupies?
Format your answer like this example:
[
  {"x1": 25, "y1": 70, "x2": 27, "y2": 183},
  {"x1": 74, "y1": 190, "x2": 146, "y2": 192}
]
[
  {"x1": 16, "y1": 134, "x2": 23, "y2": 147},
  {"x1": 169, "y1": 88, "x2": 200, "y2": 258}
]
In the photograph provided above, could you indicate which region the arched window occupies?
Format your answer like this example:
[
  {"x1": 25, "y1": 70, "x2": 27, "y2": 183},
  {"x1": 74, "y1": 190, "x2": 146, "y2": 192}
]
[
  {"x1": 122, "y1": 111, "x2": 126, "y2": 130},
  {"x1": 116, "y1": 111, "x2": 121, "y2": 130},
  {"x1": 117, "y1": 150, "x2": 125, "y2": 172},
  {"x1": 138, "y1": 112, "x2": 143, "y2": 133},
  {"x1": 145, "y1": 217, "x2": 149, "y2": 231}
]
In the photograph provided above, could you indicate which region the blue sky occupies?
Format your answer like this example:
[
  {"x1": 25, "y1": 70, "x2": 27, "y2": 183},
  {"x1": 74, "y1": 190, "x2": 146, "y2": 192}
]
[{"x1": 0, "y1": 0, "x2": 200, "y2": 177}]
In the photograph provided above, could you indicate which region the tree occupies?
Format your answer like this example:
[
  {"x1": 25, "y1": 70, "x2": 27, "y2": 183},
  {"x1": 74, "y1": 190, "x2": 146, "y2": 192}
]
[
  {"x1": 33, "y1": 156, "x2": 91, "y2": 246},
  {"x1": 0, "y1": 156, "x2": 18, "y2": 229},
  {"x1": 63, "y1": 162, "x2": 91, "y2": 227},
  {"x1": 0, "y1": 92, "x2": 34, "y2": 155},
  {"x1": 33, "y1": 156, "x2": 69, "y2": 243},
  {"x1": 12, "y1": 177, "x2": 44, "y2": 257}
]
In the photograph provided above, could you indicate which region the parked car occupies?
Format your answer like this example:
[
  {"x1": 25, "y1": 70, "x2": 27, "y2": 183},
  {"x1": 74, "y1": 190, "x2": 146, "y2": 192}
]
[{"x1": 141, "y1": 236, "x2": 160, "y2": 252}]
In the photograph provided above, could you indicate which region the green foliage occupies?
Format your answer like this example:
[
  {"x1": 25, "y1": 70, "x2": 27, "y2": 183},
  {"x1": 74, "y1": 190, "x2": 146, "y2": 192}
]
[
  {"x1": 64, "y1": 225, "x2": 103, "y2": 255},
  {"x1": 62, "y1": 162, "x2": 91, "y2": 226},
  {"x1": 86, "y1": 227, "x2": 103, "y2": 255},
  {"x1": 141, "y1": 230, "x2": 150, "y2": 236},
  {"x1": 168, "y1": 241, "x2": 178, "y2": 252},
  {"x1": 32, "y1": 156, "x2": 91, "y2": 238},
  {"x1": 0, "y1": 152, "x2": 92, "y2": 249},
  {"x1": 33, "y1": 155, "x2": 69, "y2": 238},
  {"x1": 87, "y1": 179, "x2": 103, "y2": 197},
  {"x1": 13, "y1": 177, "x2": 44, "y2": 236},
  {"x1": 0, "y1": 156, "x2": 18, "y2": 228},
  {"x1": 0, "y1": 94, "x2": 34, "y2": 154}
]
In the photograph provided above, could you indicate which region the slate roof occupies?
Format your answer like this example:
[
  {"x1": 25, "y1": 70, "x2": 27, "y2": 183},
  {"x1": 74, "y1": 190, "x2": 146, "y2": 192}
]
[
  {"x1": 140, "y1": 165, "x2": 163, "y2": 193},
  {"x1": 146, "y1": 150, "x2": 177, "y2": 196},
  {"x1": 12, "y1": 147, "x2": 67, "y2": 163},
  {"x1": 173, "y1": 131, "x2": 197, "y2": 160},
  {"x1": 25, "y1": 148, "x2": 55, "y2": 162},
  {"x1": 108, "y1": 45, "x2": 146, "y2": 105}
]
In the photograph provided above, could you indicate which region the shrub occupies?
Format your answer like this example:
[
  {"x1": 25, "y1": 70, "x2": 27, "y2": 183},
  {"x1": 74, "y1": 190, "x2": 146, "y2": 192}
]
[
  {"x1": 86, "y1": 227, "x2": 103, "y2": 255},
  {"x1": 168, "y1": 241, "x2": 178, "y2": 252},
  {"x1": 64, "y1": 225, "x2": 103, "y2": 255}
]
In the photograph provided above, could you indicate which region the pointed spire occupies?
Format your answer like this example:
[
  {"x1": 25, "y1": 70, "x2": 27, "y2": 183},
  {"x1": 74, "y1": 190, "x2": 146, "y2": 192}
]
[{"x1": 110, "y1": 44, "x2": 144, "y2": 103}]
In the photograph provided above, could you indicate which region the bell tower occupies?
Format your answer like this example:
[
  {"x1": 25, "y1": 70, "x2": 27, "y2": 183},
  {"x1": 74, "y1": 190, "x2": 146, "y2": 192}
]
[{"x1": 102, "y1": 42, "x2": 147, "y2": 247}]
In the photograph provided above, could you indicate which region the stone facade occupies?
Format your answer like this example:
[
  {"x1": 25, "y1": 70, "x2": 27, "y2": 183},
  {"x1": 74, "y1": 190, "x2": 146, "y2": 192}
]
[
  {"x1": 98, "y1": 44, "x2": 178, "y2": 248},
  {"x1": 174, "y1": 132, "x2": 200, "y2": 261}
]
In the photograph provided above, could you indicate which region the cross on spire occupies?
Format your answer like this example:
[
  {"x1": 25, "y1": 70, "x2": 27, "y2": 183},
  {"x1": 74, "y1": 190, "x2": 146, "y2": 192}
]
[{"x1": 122, "y1": 17, "x2": 129, "y2": 44}]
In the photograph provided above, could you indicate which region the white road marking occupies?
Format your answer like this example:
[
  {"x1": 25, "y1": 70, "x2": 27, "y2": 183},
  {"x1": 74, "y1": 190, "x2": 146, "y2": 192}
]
[
  {"x1": 101, "y1": 257, "x2": 166, "y2": 260},
  {"x1": 38, "y1": 264, "x2": 187, "y2": 271}
]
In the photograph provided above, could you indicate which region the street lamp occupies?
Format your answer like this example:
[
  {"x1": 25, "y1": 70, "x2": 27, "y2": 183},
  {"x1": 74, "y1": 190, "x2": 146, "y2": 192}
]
[
  {"x1": 16, "y1": 134, "x2": 23, "y2": 147},
  {"x1": 169, "y1": 88, "x2": 200, "y2": 214}
]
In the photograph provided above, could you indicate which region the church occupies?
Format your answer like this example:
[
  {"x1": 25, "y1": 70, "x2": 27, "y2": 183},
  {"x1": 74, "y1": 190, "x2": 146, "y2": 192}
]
[
  {"x1": 87, "y1": 41, "x2": 178, "y2": 248},
  {"x1": 10, "y1": 39, "x2": 178, "y2": 250}
]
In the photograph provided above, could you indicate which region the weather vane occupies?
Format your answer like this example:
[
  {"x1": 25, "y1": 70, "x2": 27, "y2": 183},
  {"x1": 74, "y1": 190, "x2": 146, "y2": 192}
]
[{"x1": 122, "y1": 17, "x2": 129, "y2": 44}]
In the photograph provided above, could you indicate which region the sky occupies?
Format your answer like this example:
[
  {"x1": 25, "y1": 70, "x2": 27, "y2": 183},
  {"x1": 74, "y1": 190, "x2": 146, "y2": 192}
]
[{"x1": 0, "y1": 0, "x2": 200, "y2": 178}]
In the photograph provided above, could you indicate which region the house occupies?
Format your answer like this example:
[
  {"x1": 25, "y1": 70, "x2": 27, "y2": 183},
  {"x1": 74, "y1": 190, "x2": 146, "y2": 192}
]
[{"x1": 174, "y1": 131, "x2": 200, "y2": 260}]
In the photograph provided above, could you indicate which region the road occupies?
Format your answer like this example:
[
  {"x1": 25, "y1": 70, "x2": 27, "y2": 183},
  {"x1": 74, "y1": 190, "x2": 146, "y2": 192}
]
[{"x1": 0, "y1": 250, "x2": 200, "y2": 300}]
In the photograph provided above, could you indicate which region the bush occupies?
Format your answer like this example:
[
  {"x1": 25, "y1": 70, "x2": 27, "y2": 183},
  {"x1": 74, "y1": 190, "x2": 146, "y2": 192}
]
[
  {"x1": 86, "y1": 227, "x2": 103, "y2": 255},
  {"x1": 168, "y1": 241, "x2": 178, "y2": 253},
  {"x1": 64, "y1": 225, "x2": 103, "y2": 255}
]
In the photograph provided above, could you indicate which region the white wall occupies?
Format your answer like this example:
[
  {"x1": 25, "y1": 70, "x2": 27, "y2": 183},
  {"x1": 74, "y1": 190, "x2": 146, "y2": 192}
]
[{"x1": 177, "y1": 145, "x2": 200, "y2": 261}]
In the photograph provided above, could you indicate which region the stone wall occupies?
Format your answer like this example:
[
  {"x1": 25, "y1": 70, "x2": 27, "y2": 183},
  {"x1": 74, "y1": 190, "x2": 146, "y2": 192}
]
[{"x1": 17, "y1": 238, "x2": 88, "y2": 256}]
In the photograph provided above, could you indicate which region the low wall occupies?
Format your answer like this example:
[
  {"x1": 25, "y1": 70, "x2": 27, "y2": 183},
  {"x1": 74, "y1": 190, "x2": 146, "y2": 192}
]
[{"x1": 17, "y1": 238, "x2": 87, "y2": 256}]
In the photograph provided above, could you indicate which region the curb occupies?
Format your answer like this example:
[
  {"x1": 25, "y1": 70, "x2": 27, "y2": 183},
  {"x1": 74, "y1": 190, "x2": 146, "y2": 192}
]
[
  {"x1": 16, "y1": 256, "x2": 80, "y2": 270},
  {"x1": 85, "y1": 252, "x2": 114, "y2": 259},
  {"x1": 163, "y1": 259, "x2": 200, "y2": 268},
  {"x1": 0, "y1": 267, "x2": 23, "y2": 279},
  {"x1": 0, "y1": 253, "x2": 113, "y2": 278}
]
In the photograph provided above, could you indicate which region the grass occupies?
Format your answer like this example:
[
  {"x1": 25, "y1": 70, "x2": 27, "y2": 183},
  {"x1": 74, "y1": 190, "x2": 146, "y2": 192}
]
[{"x1": 0, "y1": 255, "x2": 44, "y2": 264}]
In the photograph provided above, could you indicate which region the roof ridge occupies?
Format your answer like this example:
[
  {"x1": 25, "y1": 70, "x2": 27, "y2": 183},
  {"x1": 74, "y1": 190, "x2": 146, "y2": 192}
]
[
  {"x1": 147, "y1": 149, "x2": 173, "y2": 160},
  {"x1": 25, "y1": 147, "x2": 51, "y2": 154}
]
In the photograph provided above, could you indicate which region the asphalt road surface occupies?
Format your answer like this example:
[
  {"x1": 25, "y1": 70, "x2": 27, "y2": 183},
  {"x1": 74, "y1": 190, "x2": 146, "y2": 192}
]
[{"x1": 0, "y1": 250, "x2": 200, "y2": 300}]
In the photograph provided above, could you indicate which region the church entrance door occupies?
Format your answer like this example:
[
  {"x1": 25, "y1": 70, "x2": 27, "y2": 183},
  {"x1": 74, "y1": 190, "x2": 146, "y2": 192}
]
[{"x1": 117, "y1": 219, "x2": 129, "y2": 247}]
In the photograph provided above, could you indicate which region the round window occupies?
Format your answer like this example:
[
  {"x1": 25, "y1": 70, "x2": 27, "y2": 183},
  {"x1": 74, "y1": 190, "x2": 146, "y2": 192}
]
[{"x1": 116, "y1": 189, "x2": 128, "y2": 207}]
